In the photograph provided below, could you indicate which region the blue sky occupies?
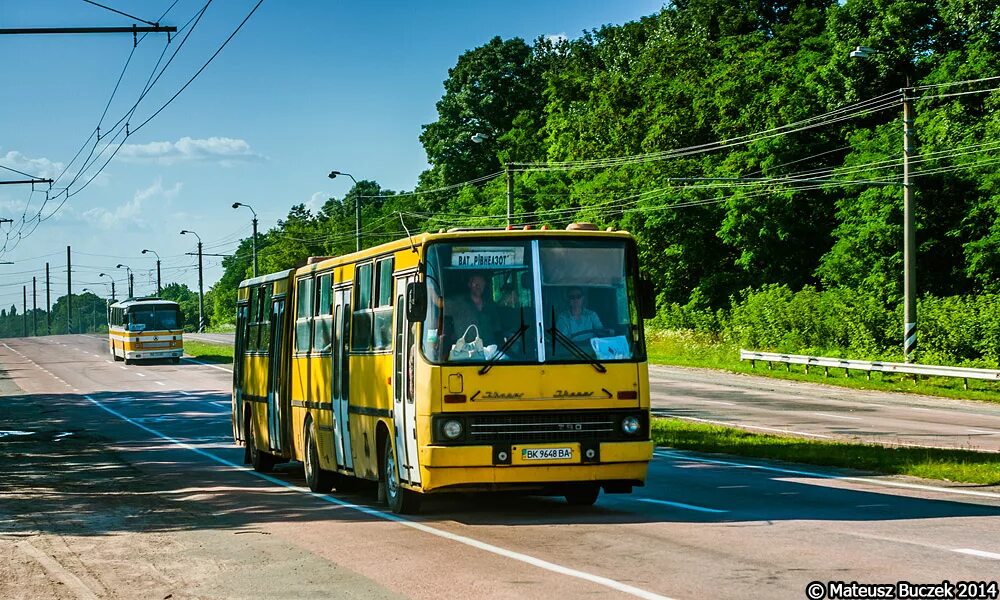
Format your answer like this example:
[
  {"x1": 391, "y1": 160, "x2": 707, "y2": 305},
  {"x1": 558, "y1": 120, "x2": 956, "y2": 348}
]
[{"x1": 0, "y1": 0, "x2": 663, "y2": 306}]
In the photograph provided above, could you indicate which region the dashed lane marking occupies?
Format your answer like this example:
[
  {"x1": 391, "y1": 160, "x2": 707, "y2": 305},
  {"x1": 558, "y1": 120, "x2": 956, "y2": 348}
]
[
  {"x1": 953, "y1": 548, "x2": 1000, "y2": 561},
  {"x1": 634, "y1": 498, "x2": 728, "y2": 513},
  {"x1": 84, "y1": 393, "x2": 674, "y2": 600}
]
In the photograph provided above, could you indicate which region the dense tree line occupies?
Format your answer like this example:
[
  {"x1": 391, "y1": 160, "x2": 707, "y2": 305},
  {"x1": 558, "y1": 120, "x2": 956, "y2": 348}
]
[{"x1": 205, "y1": 0, "x2": 1000, "y2": 361}]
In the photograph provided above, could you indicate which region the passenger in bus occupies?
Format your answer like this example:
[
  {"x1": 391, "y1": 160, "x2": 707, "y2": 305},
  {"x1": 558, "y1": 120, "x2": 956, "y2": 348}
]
[
  {"x1": 447, "y1": 272, "x2": 500, "y2": 346},
  {"x1": 557, "y1": 286, "x2": 606, "y2": 342}
]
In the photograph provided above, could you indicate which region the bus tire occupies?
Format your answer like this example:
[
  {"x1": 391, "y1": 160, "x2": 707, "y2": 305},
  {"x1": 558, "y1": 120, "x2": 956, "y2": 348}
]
[
  {"x1": 381, "y1": 439, "x2": 422, "y2": 514},
  {"x1": 113, "y1": 345, "x2": 123, "y2": 361},
  {"x1": 564, "y1": 484, "x2": 600, "y2": 506},
  {"x1": 124, "y1": 358, "x2": 132, "y2": 365},
  {"x1": 172, "y1": 357, "x2": 180, "y2": 364},
  {"x1": 304, "y1": 420, "x2": 334, "y2": 493},
  {"x1": 247, "y1": 415, "x2": 276, "y2": 473}
]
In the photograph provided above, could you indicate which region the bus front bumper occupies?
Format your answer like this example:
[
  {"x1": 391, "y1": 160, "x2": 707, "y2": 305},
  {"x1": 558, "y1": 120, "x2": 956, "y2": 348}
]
[
  {"x1": 416, "y1": 440, "x2": 654, "y2": 493},
  {"x1": 125, "y1": 349, "x2": 184, "y2": 360}
]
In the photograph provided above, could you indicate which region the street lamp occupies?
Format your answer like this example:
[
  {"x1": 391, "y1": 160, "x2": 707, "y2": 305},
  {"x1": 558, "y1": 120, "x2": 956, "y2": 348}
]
[
  {"x1": 141, "y1": 249, "x2": 161, "y2": 295},
  {"x1": 99, "y1": 272, "x2": 116, "y2": 301},
  {"x1": 82, "y1": 288, "x2": 98, "y2": 332},
  {"x1": 116, "y1": 263, "x2": 134, "y2": 298},
  {"x1": 180, "y1": 229, "x2": 204, "y2": 332},
  {"x1": 850, "y1": 45, "x2": 917, "y2": 362},
  {"x1": 232, "y1": 202, "x2": 259, "y2": 277},
  {"x1": 328, "y1": 170, "x2": 361, "y2": 252},
  {"x1": 471, "y1": 131, "x2": 514, "y2": 227}
]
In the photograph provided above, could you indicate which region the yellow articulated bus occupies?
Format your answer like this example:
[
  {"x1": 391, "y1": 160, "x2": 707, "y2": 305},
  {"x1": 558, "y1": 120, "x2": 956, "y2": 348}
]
[
  {"x1": 233, "y1": 224, "x2": 655, "y2": 513},
  {"x1": 107, "y1": 297, "x2": 185, "y2": 365}
]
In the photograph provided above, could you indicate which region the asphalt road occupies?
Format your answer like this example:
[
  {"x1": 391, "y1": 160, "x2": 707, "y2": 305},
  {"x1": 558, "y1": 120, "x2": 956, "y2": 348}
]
[
  {"x1": 184, "y1": 332, "x2": 1000, "y2": 452},
  {"x1": 2, "y1": 335, "x2": 998, "y2": 599},
  {"x1": 649, "y1": 365, "x2": 1000, "y2": 452}
]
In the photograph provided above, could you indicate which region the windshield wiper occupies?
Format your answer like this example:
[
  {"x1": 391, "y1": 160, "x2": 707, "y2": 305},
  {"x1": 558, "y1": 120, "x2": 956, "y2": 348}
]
[
  {"x1": 548, "y1": 307, "x2": 606, "y2": 373},
  {"x1": 479, "y1": 308, "x2": 528, "y2": 375}
]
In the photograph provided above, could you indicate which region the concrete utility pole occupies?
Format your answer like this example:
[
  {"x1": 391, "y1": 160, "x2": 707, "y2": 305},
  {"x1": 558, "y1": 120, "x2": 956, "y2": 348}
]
[
  {"x1": 850, "y1": 46, "x2": 918, "y2": 362},
  {"x1": 506, "y1": 163, "x2": 514, "y2": 228},
  {"x1": 66, "y1": 245, "x2": 72, "y2": 334},
  {"x1": 22, "y1": 286, "x2": 26, "y2": 337},
  {"x1": 45, "y1": 262, "x2": 51, "y2": 335},
  {"x1": 142, "y1": 249, "x2": 161, "y2": 295},
  {"x1": 181, "y1": 230, "x2": 205, "y2": 332},
  {"x1": 32, "y1": 277, "x2": 37, "y2": 336}
]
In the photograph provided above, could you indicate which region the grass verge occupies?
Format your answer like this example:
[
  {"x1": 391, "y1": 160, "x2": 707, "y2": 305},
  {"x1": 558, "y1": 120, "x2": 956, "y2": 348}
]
[
  {"x1": 652, "y1": 417, "x2": 1000, "y2": 485},
  {"x1": 183, "y1": 340, "x2": 233, "y2": 364},
  {"x1": 646, "y1": 329, "x2": 1000, "y2": 404}
]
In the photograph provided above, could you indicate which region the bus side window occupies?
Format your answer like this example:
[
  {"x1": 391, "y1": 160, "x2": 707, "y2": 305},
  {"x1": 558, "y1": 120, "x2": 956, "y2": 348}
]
[
  {"x1": 295, "y1": 277, "x2": 314, "y2": 354},
  {"x1": 372, "y1": 258, "x2": 394, "y2": 351},
  {"x1": 313, "y1": 273, "x2": 332, "y2": 352},
  {"x1": 259, "y1": 285, "x2": 272, "y2": 351},
  {"x1": 352, "y1": 263, "x2": 373, "y2": 351}
]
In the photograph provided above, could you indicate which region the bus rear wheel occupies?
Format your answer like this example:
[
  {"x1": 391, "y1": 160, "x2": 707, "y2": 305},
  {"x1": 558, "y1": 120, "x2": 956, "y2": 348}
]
[
  {"x1": 304, "y1": 422, "x2": 333, "y2": 493},
  {"x1": 381, "y1": 440, "x2": 422, "y2": 514},
  {"x1": 564, "y1": 484, "x2": 600, "y2": 506}
]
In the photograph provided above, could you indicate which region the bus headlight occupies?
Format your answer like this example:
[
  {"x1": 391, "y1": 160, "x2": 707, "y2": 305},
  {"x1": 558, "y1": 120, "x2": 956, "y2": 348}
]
[
  {"x1": 622, "y1": 416, "x2": 641, "y2": 435},
  {"x1": 442, "y1": 419, "x2": 463, "y2": 440}
]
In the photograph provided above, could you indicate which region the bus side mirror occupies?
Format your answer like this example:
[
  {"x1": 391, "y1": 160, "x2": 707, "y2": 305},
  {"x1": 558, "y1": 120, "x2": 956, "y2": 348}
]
[
  {"x1": 639, "y1": 279, "x2": 656, "y2": 319},
  {"x1": 406, "y1": 282, "x2": 427, "y2": 322}
]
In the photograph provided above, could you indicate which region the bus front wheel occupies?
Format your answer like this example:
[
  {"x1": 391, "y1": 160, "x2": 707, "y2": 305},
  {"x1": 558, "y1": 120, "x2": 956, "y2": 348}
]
[{"x1": 381, "y1": 439, "x2": 422, "y2": 514}]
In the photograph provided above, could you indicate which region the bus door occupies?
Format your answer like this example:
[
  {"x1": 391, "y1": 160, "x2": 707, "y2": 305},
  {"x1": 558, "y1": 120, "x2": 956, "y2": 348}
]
[
  {"x1": 392, "y1": 274, "x2": 421, "y2": 485},
  {"x1": 266, "y1": 297, "x2": 286, "y2": 453},
  {"x1": 233, "y1": 302, "x2": 249, "y2": 442},
  {"x1": 331, "y1": 287, "x2": 354, "y2": 470}
]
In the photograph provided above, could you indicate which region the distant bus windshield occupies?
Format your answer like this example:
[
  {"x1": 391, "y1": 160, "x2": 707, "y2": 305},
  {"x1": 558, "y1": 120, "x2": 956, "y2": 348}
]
[{"x1": 127, "y1": 305, "x2": 182, "y2": 331}]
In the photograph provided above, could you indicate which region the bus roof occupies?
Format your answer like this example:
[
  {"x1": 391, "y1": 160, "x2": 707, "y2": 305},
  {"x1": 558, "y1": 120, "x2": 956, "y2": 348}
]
[{"x1": 108, "y1": 297, "x2": 180, "y2": 309}]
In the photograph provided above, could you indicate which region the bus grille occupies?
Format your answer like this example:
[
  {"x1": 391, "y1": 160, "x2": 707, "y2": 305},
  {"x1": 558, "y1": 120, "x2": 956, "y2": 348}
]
[{"x1": 467, "y1": 411, "x2": 622, "y2": 443}]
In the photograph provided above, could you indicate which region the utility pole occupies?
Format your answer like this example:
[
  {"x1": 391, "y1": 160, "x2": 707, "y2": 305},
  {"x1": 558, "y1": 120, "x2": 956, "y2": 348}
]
[
  {"x1": 129, "y1": 272, "x2": 135, "y2": 298},
  {"x1": 156, "y1": 260, "x2": 161, "y2": 295},
  {"x1": 66, "y1": 245, "x2": 72, "y2": 334},
  {"x1": 902, "y1": 86, "x2": 917, "y2": 362},
  {"x1": 32, "y1": 277, "x2": 37, "y2": 336},
  {"x1": 181, "y1": 229, "x2": 205, "y2": 332},
  {"x1": 327, "y1": 171, "x2": 361, "y2": 251},
  {"x1": 45, "y1": 262, "x2": 51, "y2": 335},
  {"x1": 22, "y1": 286, "x2": 26, "y2": 337},
  {"x1": 506, "y1": 163, "x2": 514, "y2": 228},
  {"x1": 252, "y1": 214, "x2": 258, "y2": 276}
]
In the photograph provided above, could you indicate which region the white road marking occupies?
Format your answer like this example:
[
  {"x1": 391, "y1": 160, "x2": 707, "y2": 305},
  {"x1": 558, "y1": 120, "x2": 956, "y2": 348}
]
[
  {"x1": 953, "y1": 548, "x2": 1000, "y2": 560},
  {"x1": 181, "y1": 357, "x2": 232, "y2": 373},
  {"x1": 967, "y1": 428, "x2": 997, "y2": 435},
  {"x1": 910, "y1": 407, "x2": 932, "y2": 412},
  {"x1": 654, "y1": 450, "x2": 1000, "y2": 500},
  {"x1": 155, "y1": 381, "x2": 165, "y2": 386},
  {"x1": 106, "y1": 360, "x2": 114, "y2": 364},
  {"x1": 119, "y1": 366, "x2": 127, "y2": 371},
  {"x1": 211, "y1": 401, "x2": 230, "y2": 407},
  {"x1": 178, "y1": 390, "x2": 192, "y2": 396},
  {"x1": 659, "y1": 415, "x2": 833, "y2": 439},
  {"x1": 84, "y1": 394, "x2": 673, "y2": 600},
  {"x1": 16, "y1": 541, "x2": 100, "y2": 600},
  {"x1": 135, "y1": 372, "x2": 146, "y2": 377},
  {"x1": 692, "y1": 400, "x2": 736, "y2": 406},
  {"x1": 635, "y1": 498, "x2": 728, "y2": 514},
  {"x1": 814, "y1": 412, "x2": 863, "y2": 421}
]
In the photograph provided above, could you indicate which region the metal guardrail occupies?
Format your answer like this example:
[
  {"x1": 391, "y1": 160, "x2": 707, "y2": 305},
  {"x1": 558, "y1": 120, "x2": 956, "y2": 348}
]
[{"x1": 740, "y1": 349, "x2": 1000, "y2": 389}]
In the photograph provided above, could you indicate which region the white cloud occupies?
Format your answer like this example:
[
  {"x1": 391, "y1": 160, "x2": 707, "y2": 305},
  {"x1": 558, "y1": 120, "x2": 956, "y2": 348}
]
[
  {"x1": 305, "y1": 191, "x2": 327, "y2": 215},
  {"x1": 82, "y1": 179, "x2": 182, "y2": 229},
  {"x1": 1, "y1": 150, "x2": 65, "y2": 180},
  {"x1": 545, "y1": 32, "x2": 568, "y2": 45},
  {"x1": 118, "y1": 136, "x2": 264, "y2": 166}
]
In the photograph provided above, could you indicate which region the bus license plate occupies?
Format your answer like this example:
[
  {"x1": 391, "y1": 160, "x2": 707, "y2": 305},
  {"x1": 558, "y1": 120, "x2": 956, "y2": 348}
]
[{"x1": 521, "y1": 447, "x2": 573, "y2": 461}]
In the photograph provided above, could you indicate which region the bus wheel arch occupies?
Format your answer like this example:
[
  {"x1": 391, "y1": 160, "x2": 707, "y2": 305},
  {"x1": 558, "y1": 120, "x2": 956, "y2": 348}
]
[{"x1": 246, "y1": 406, "x2": 276, "y2": 473}]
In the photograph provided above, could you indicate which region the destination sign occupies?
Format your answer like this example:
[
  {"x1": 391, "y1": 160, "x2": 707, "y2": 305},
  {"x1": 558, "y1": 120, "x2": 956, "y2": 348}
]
[{"x1": 451, "y1": 246, "x2": 524, "y2": 268}]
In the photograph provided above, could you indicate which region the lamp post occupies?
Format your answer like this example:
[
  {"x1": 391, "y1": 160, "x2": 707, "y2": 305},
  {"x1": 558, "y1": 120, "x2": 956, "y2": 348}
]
[
  {"x1": 82, "y1": 288, "x2": 98, "y2": 332},
  {"x1": 232, "y1": 202, "x2": 258, "y2": 276},
  {"x1": 141, "y1": 249, "x2": 161, "y2": 295},
  {"x1": 99, "y1": 272, "x2": 116, "y2": 301},
  {"x1": 850, "y1": 45, "x2": 917, "y2": 362},
  {"x1": 116, "y1": 263, "x2": 134, "y2": 298},
  {"x1": 472, "y1": 132, "x2": 513, "y2": 227},
  {"x1": 328, "y1": 170, "x2": 361, "y2": 252},
  {"x1": 180, "y1": 229, "x2": 204, "y2": 332}
]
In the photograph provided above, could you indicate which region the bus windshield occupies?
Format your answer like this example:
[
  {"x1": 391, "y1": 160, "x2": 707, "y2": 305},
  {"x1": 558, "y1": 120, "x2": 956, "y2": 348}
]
[
  {"x1": 127, "y1": 305, "x2": 182, "y2": 331},
  {"x1": 421, "y1": 238, "x2": 643, "y2": 365}
]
